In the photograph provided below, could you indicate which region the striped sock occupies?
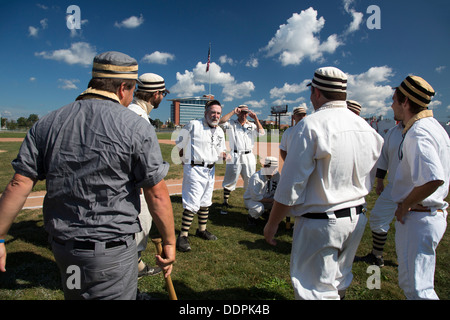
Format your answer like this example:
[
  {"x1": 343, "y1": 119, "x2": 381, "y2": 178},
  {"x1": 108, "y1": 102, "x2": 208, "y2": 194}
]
[
  {"x1": 223, "y1": 188, "x2": 231, "y2": 205},
  {"x1": 198, "y1": 207, "x2": 209, "y2": 232},
  {"x1": 372, "y1": 231, "x2": 388, "y2": 257},
  {"x1": 180, "y1": 209, "x2": 195, "y2": 237}
]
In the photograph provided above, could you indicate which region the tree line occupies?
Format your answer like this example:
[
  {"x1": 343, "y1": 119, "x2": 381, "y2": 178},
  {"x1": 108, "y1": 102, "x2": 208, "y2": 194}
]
[{"x1": 1, "y1": 114, "x2": 39, "y2": 130}]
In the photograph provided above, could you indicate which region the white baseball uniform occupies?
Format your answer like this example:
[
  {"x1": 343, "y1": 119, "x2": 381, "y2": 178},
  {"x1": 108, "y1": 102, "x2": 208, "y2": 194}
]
[
  {"x1": 128, "y1": 99, "x2": 153, "y2": 253},
  {"x1": 176, "y1": 118, "x2": 226, "y2": 213},
  {"x1": 392, "y1": 114, "x2": 450, "y2": 300},
  {"x1": 279, "y1": 125, "x2": 295, "y2": 154},
  {"x1": 221, "y1": 119, "x2": 265, "y2": 191},
  {"x1": 369, "y1": 122, "x2": 403, "y2": 234},
  {"x1": 275, "y1": 102, "x2": 383, "y2": 299},
  {"x1": 244, "y1": 170, "x2": 280, "y2": 218}
]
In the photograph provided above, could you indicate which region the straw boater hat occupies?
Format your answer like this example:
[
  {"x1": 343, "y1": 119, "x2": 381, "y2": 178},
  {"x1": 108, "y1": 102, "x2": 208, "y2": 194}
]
[
  {"x1": 238, "y1": 104, "x2": 249, "y2": 113},
  {"x1": 293, "y1": 106, "x2": 307, "y2": 115},
  {"x1": 262, "y1": 156, "x2": 278, "y2": 175},
  {"x1": 137, "y1": 73, "x2": 170, "y2": 94},
  {"x1": 307, "y1": 67, "x2": 347, "y2": 93},
  {"x1": 396, "y1": 75, "x2": 435, "y2": 108},
  {"x1": 91, "y1": 51, "x2": 140, "y2": 81},
  {"x1": 347, "y1": 100, "x2": 362, "y2": 115}
]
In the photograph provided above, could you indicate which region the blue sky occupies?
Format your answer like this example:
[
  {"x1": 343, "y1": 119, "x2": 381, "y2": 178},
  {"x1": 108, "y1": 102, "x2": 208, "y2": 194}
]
[{"x1": 0, "y1": 0, "x2": 449, "y2": 125}]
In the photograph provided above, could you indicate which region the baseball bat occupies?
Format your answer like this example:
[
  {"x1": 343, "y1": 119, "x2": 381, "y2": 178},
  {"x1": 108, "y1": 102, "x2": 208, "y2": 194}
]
[{"x1": 151, "y1": 238, "x2": 177, "y2": 300}]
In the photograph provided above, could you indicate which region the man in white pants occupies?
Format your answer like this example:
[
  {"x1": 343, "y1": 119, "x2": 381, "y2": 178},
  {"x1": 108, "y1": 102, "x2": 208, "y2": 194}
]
[
  {"x1": 244, "y1": 157, "x2": 280, "y2": 226},
  {"x1": 390, "y1": 75, "x2": 449, "y2": 300},
  {"x1": 219, "y1": 105, "x2": 265, "y2": 213},
  {"x1": 175, "y1": 100, "x2": 226, "y2": 252},
  {"x1": 264, "y1": 66, "x2": 383, "y2": 300},
  {"x1": 354, "y1": 121, "x2": 403, "y2": 267},
  {"x1": 128, "y1": 73, "x2": 170, "y2": 278}
]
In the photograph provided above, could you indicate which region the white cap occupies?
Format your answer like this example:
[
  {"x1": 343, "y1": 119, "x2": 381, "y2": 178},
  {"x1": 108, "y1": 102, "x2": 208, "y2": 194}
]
[
  {"x1": 137, "y1": 73, "x2": 169, "y2": 94},
  {"x1": 307, "y1": 67, "x2": 347, "y2": 93}
]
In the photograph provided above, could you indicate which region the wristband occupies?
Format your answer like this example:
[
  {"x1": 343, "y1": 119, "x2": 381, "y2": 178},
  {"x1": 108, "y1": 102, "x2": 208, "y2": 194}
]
[{"x1": 0, "y1": 239, "x2": 5, "y2": 244}]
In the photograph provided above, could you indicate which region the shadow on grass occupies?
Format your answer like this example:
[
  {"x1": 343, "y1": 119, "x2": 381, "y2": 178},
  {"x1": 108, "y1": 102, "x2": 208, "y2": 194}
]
[
  {"x1": 0, "y1": 251, "x2": 61, "y2": 291},
  {"x1": 141, "y1": 280, "x2": 288, "y2": 300}
]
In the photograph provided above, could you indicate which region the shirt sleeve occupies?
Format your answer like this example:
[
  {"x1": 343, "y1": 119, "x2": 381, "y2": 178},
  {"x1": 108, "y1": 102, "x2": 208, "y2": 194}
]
[
  {"x1": 274, "y1": 123, "x2": 316, "y2": 206},
  {"x1": 404, "y1": 128, "x2": 446, "y2": 187},
  {"x1": 248, "y1": 174, "x2": 265, "y2": 202},
  {"x1": 133, "y1": 122, "x2": 169, "y2": 188},
  {"x1": 279, "y1": 128, "x2": 289, "y2": 151},
  {"x1": 11, "y1": 123, "x2": 45, "y2": 180}
]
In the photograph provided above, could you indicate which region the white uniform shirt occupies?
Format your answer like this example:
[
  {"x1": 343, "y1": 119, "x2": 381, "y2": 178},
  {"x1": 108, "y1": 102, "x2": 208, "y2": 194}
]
[
  {"x1": 377, "y1": 122, "x2": 404, "y2": 185},
  {"x1": 221, "y1": 119, "x2": 265, "y2": 154},
  {"x1": 392, "y1": 116, "x2": 450, "y2": 209},
  {"x1": 279, "y1": 125, "x2": 295, "y2": 152},
  {"x1": 244, "y1": 170, "x2": 280, "y2": 202},
  {"x1": 274, "y1": 101, "x2": 384, "y2": 215},
  {"x1": 176, "y1": 118, "x2": 226, "y2": 165},
  {"x1": 127, "y1": 99, "x2": 152, "y2": 123}
]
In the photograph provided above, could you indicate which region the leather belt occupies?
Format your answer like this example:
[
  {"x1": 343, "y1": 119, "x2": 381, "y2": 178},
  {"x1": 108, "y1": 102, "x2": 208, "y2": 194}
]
[
  {"x1": 52, "y1": 236, "x2": 132, "y2": 250},
  {"x1": 234, "y1": 150, "x2": 251, "y2": 154},
  {"x1": 302, "y1": 205, "x2": 365, "y2": 219},
  {"x1": 410, "y1": 204, "x2": 444, "y2": 213},
  {"x1": 191, "y1": 161, "x2": 215, "y2": 169}
]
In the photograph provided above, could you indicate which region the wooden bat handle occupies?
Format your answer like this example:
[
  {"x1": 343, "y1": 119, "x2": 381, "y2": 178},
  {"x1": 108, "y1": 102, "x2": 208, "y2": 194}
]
[{"x1": 151, "y1": 238, "x2": 177, "y2": 300}]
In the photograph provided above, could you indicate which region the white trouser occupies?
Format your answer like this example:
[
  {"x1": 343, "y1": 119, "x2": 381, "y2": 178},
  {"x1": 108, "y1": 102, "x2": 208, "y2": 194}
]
[
  {"x1": 369, "y1": 184, "x2": 397, "y2": 233},
  {"x1": 222, "y1": 152, "x2": 256, "y2": 191},
  {"x1": 244, "y1": 199, "x2": 272, "y2": 218},
  {"x1": 136, "y1": 193, "x2": 153, "y2": 253},
  {"x1": 290, "y1": 210, "x2": 367, "y2": 300},
  {"x1": 182, "y1": 164, "x2": 215, "y2": 213},
  {"x1": 395, "y1": 209, "x2": 447, "y2": 300}
]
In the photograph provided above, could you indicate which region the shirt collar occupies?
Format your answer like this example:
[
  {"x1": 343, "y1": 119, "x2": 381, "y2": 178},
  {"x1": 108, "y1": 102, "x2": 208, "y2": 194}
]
[
  {"x1": 316, "y1": 100, "x2": 347, "y2": 112},
  {"x1": 403, "y1": 110, "x2": 433, "y2": 134},
  {"x1": 76, "y1": 88, "x2": 121, "y2": 104},
  {"x1": 132, "y1": 98, "x2": 154, "y2": 115}
]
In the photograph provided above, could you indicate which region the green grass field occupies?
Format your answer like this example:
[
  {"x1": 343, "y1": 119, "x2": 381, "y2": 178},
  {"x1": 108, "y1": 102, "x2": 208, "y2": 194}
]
[{"x1": 0, "y1": 131, "x2": 449, "y2": 300}]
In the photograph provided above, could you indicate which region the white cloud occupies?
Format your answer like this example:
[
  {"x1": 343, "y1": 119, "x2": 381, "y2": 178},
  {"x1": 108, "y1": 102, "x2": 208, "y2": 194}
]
[
  {"x1": 193, "y1": 62, "x2": 235, "y2": 85},
  {"x1": 347, "y1": 66, "x2": 395, "y2": 116},
  {"x1": 436, "y1": 66, "x2": 446, "y2": 73},
  {"x1": 246, "y1": 57, "x2": 259, "y2": 68},
  {"x1": 28, "y1": 26, "x2": 39, "y2": 37},
  {"x1": 40, "y1": 18, "x2": 48, "y2": 29},
  {"x1": 270, "y1": 80, "x2": 310, "y2": 99},
  {"x1": 69, "y1": 19, "x2": 88, "y2": 38},
  {"x1": 29, "y1": 77, "x2": 36, "y2": 82},
  {"x1": 219, "y1": 55, "x2": 235, "y2": 65},
  {"x1": 271, "y1": 96, "x2": 306, "y2": 108},
  {"x1": 58, "y1": 79, "x2": 80, "y2": 90},
  {"x1": 114, "y1": 14, "x2": 144, "y2": 28},
  {"x1": 263, "y1": 7, "x2": 342, "y2": 66},
  {"x1": 222, "y1": 82, "x2": 255, "y2": 101},
  {"x1": 142, "y1": 51, "x2": 175, "y2": 65},
  {"x1": 244, "y1": 99, "x2": 267, "y2": 109},
  {"x1": 28, "y1": 18, "x2": 49, "y2": 38},
  {"x1": 169, "y1": 70, "x2": 205, "y2": 97},
  {"x1": 428, "y1": 99, "x2": 442, "y2": 110},
  {"x1": 343, "y1": 0, "x2": 364, "y2": 34},
  {"x1": 36, "y1": 4, "x2": 48, "y2": 10},
  {"x1": 170, "y1": 61, "x2": 254, "y2": 101},
  {"x1": 35, "y1": 42, "x2": 97, "y2": 66}
]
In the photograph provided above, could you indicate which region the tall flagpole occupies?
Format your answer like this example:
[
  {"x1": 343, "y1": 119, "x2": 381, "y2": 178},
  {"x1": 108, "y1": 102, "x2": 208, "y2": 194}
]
[{"x1": 208, "y1": 42, "x2": 211, "y2": 97}]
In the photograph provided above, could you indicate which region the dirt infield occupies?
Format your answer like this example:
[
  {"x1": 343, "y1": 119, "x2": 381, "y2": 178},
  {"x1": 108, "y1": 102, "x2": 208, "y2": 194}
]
[{"x1": 0, "y1": 138, "x2": 24, "y2": 142}]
